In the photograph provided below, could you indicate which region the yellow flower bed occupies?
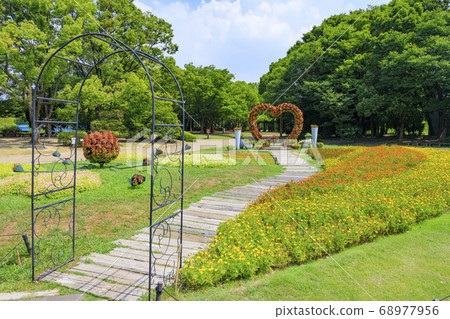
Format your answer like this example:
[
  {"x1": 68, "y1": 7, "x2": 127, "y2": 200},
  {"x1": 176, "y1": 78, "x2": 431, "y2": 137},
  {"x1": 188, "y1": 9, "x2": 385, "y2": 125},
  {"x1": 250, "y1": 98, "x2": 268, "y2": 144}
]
[
  {"x1": 0, "y1": 170, "x2": 102, "y2": 198},
  {"x1": 180, "y1": 146, "x2": 449, "y2": 287}
]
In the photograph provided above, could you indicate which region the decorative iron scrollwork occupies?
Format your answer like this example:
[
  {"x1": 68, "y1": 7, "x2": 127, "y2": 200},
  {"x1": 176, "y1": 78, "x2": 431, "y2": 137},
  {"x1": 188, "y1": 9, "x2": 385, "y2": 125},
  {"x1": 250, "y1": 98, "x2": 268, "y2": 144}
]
[
  {"x1": 33, "y1": 124, "x2": 76, "y2": 192},
  {"x1": 31, "y1": 34, "x2": 186, "y2": 302},
  {"x1": 149, "y1": 212, "x2": 182, "y2": 287},
  {"x1": 32, "y1": 199, "x2": 74, "y2": 278},
  {"x1": 151, "y1": 126, "x2": 183, "y2": 208}
]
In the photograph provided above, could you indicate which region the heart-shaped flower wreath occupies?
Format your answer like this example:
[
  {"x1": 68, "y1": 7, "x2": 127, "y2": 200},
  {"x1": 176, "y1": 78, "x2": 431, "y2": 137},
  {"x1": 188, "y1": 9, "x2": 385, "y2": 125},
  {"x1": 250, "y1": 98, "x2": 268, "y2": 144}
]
[{"x1": 248, "y1": 103, "x2": 304, "y2": 141}]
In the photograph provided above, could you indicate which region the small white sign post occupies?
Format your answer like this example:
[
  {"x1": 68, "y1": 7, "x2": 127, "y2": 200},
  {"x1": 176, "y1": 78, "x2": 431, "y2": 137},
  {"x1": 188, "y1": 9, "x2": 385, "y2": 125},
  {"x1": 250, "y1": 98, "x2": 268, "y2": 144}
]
[
  {"x1": 234, "y1": 129, "x2": 241, "y2": 150},
  {"x1": 311, "y1": 126, "x2": 318, "y2": 147}
]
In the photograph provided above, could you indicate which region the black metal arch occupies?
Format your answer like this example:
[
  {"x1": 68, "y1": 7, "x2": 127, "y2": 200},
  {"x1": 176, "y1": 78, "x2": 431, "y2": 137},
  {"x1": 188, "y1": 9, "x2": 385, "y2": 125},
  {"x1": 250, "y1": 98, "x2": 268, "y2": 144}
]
[{"x1": 32, "y1": 33, "x2": 186, "y2": 299}]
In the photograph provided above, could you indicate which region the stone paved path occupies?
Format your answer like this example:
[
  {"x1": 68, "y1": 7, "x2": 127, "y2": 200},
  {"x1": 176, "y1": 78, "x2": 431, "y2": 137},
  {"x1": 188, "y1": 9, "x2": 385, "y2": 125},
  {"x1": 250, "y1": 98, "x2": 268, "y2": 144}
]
[{"x1": 44, "y1": 148, "x2": 319, "y2": 300}]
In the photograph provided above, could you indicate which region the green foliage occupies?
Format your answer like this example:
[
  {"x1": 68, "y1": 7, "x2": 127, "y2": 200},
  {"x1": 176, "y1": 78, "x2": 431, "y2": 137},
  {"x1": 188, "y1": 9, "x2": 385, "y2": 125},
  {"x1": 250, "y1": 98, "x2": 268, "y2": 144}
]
[
  {"x1": 91, "y1": 110, "x2": 127, "y2": 134},
  {"x1": 0, "y1": 0, "x2": 98, "y2": 121},
  {"x1": 181, "y1": 64, "x2": 233, "y2": 132},
  {"x1": 0, "y1": 121, "x2": 19, "y2": 137},
  {"x1": 0, "y1": 117, "x2": 16, "y2": 130},
  {"x1": 180, "y1": 64, "x2": 260, "y2": 132},
  {"x1": 284, "y1": 139, "x2": 297, "y2": 145},
  {"x1": 183, "y1": 131, "x2": 197, "y2": 142},
  {"x1": 0, "y1": 98, "x2": 23, "y2": 118},
  {"x1": 57, "y1": 72, "x2": 180, "y2": 135},
  {"x1": 222, "y1": 81, "x2": 260, "y2": 129},
  {"x1": 59, "y1": 131, "x2": 87, "y2": 147},
  {"x1": 336, "y1": 127, "x2": 359, "y2": 139},
  {"x1": 259, "y1": 0, "x2": 449, "y2": 139},
  {"x1": 163, "y1": 128, "x2": 197, "y2": 143},
  {"x1": 96, "y1": 0, "x2": 178, "y2": 58},
  {"x1": 1, "y1": 0, "x2": 178, "y2": 131}
]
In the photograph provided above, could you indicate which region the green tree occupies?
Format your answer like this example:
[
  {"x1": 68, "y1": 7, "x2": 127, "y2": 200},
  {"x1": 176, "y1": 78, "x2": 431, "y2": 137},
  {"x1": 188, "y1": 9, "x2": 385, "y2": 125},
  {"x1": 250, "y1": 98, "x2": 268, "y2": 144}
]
[
  {"x1": 259, "y1": 0, "x2": 449, "y2": 140},
  {"x1": 180, "y1": 63, "x2": 234, "y2": 133},
  {"x1": 0, "y1": 0, "x2": 97, "y2": 129},
  {"x1": 1, "y1": 0, "x2": 179, "y2": 135},
  {"x1": 221, "y1": 81, "x2": 260, "y2": 129}
]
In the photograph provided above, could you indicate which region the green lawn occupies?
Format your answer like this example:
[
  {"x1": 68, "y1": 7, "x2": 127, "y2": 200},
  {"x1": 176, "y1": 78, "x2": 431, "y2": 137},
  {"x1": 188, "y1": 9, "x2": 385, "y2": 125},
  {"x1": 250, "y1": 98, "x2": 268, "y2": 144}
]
[
  {"x1": 0, "y1": 151, "x2": 283, "y2": 294},
  {"x1": 1, "y1": 146, "x2": 447, "y2": 301},
  {"x1": 177, "y1": 212, "x2": 449, "y2": 301}
]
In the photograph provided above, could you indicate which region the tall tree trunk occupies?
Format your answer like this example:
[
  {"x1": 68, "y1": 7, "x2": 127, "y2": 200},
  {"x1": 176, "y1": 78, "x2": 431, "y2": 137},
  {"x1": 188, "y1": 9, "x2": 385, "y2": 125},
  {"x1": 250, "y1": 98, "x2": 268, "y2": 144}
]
[
  {"x1": 379, "y1": 125, "x2": 386, "y2": 137},
  {"x1": 359, "y1": 116, "x2": 363, "y2": 137},
  {"x1": 438, "y1": 111, "x2": 448, "y2": 142},
  {"x1": 370, "y1": 115, "x2": 375, "y2": 138},
  {"x1": 398, "y1": 116, "x2": 405, "y2": 140},
  {"x1": 28, "y1": 92, "x2": 43, "y2": 144},
  {"x1": 426, "y1": 114, "x2": 434, "y2": 137}
]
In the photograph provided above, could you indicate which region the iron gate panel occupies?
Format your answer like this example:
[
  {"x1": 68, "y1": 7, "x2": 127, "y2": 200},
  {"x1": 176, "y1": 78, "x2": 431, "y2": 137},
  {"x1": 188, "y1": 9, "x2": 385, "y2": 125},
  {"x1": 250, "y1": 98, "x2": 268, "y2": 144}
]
[
  {"x1": 31, "y1": 123, "x2": 78, "y2": 281},
  {"x1": 149, "y1": 124, "x2": 185, "y2": 292},
  {"x1": 31, "y1": 34, "x2": 186, "y2": 298}
]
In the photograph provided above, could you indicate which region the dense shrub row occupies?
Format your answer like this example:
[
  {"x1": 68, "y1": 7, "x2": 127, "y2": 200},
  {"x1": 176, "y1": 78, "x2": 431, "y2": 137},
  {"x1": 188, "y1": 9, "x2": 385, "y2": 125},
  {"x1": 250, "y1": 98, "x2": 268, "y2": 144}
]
[
  {"x1": 180, "y1": 146, "x2": 449, "y2": 287},
  {"x1": 59, "y1": 131, "x2": 87, "y2": 147}
]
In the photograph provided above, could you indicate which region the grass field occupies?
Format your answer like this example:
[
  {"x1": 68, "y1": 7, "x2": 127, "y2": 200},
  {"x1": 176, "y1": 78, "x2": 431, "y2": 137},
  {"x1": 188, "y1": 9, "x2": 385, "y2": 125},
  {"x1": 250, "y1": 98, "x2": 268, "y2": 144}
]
[
  {"x1": 177, "y1": 211, "x2": 449, "y2": 301},
  {"x1": 0, "y1": 144, "x2": 448, "y2": 301},
  {"x1": 0, "y1": 150, "x2": 283, "y2": 294}
]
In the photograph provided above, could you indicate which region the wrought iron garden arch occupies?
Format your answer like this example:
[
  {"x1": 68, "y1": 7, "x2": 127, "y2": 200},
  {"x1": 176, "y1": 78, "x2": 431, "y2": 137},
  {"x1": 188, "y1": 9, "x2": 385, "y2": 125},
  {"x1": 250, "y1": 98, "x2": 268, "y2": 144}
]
[{"x1": 31, "y1": 33, "x2": 186, "y2": 298}]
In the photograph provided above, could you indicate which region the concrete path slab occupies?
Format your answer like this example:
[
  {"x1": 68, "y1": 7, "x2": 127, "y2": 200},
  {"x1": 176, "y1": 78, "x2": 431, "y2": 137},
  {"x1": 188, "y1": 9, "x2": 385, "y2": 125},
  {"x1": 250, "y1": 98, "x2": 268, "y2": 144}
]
[
  {"x1": 0, "y1": 289, "x2": 59, "y2": 301},
  {"x1": 28, "y1": 294, "x2": 85, "y2": 301}
]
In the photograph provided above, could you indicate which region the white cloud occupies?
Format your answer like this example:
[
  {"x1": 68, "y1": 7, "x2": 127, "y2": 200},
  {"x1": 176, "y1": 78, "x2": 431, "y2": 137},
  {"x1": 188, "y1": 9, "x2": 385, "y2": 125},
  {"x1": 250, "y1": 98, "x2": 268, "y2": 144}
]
[
  {"x1": 134, "y1": 0, "x2": 388, "y2": 82},
  {"x1": 134, "y1": 0, "x2": 153, "y2": 12}
]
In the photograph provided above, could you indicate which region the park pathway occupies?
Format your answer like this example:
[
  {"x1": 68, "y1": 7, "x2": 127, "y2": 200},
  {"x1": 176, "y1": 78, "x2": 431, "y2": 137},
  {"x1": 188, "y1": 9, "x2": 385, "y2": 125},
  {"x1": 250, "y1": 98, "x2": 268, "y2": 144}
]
[{"x1": 44, "y1": 148, "x2": 319, "y2": 300}]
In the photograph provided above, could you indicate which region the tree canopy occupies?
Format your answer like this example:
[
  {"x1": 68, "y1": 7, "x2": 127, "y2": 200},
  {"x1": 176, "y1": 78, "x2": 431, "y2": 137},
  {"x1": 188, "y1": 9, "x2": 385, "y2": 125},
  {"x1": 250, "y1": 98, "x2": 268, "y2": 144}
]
[
  {"x1": 259, "y1": 0, "x2": 449, "y2": 140},
  {"x1": 3, "y1": 0, "x2": 445, "y2": 140},
  {"x1": 1, "y1": 0, "x2": 261, "y2": 136},
  {"x1": 179, "y1": 64, "x2": 259, "y2": 132},
  {"x1": 0, "y1": 0, "x2": 181, "y2": 135}
]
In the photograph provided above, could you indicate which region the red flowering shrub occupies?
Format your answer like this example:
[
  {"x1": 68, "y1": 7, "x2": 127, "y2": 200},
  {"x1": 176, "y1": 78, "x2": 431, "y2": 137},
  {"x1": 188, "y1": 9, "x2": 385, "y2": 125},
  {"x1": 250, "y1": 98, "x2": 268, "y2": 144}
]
[
  {"x1": 248, "y1": 103, "x2": 303, "y2": 141},
  {"x1": 82, "y1": 131, "x2": 120, "y2": 168}
]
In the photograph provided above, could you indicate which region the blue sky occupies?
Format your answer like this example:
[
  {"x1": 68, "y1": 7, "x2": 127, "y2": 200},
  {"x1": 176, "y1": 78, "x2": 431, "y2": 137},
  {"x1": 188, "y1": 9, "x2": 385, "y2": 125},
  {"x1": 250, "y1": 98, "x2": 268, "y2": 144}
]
[{"x1": 135, "y1": 0, "x2": 391, "y2": 83}]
